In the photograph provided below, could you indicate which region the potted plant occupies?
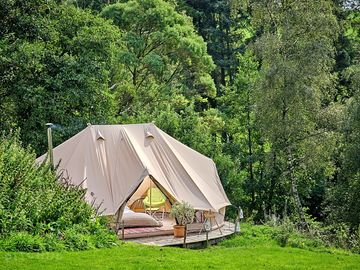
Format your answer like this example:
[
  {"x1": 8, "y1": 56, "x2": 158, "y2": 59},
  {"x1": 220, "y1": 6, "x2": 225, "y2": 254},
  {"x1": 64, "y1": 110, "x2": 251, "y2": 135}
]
[{"x1": 170, "y1": 201, "x2": 195, "y2": 237}]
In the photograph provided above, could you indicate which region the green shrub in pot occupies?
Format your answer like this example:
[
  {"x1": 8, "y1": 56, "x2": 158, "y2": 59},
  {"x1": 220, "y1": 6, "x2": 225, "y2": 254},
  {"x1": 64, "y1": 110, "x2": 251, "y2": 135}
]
[{"x1": 170, "y1": 201, "x2": 195, "y2": 237}]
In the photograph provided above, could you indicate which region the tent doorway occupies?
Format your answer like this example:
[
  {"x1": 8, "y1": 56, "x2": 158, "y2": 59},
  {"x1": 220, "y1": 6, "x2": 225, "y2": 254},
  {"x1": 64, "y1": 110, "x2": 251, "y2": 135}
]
[
  {"x1": 113, "y1": 175, "x2": 177, "y2": 238},
  {"x1": 115, "y1": 175, "x2": 226, "y2": 239},
  {"x1": 127, "y1": 175, "x2": 172, "y2": 217}
]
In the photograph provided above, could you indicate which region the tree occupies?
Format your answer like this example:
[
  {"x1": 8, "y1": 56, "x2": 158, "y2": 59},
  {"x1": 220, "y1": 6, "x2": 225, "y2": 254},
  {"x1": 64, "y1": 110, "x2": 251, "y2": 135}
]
[
  {"x1": 217, "y1": 51, "x2": 264, "y2": 214},
  {"x1": 56, "y1": 0, "x2": 119, "y2": 13},
  {"x1": 326, "y1": 9, "x2": 360, "y2": 229},
  {"x1": 0, "y1": 1, "x2": 120, "y2": 154},
  {"x1": 101, "y1": 0, "x2": 216, "y2": 115},
  {"x1": 251, "y1": 0, "x2": 339, "y2": 225},
  {"x1": 178, "y1": 0, "x2": 253, "y2": 89}
]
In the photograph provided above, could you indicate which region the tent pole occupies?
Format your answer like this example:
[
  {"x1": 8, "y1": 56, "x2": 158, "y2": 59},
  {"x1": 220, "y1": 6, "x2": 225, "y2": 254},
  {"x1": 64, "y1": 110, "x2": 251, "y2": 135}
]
[
  {"x1": 115, "y1": 203, "x2": 126, "y2": 233},
  {"x1": 46, "y1": 123, "x2": 54, "y2": 170},
  {"x1": 206, "y1": 230, "x2": 209, "y2": 247},
  {"x1": 115, "y1": 208, "x2": 122, "y2": 232},
  {"x1": 121, "y1": 221, "x2": 125, "y2": 240},
  {"x1": 183, "y1": 224, "x2": 187, "y2": 248},
  {"x1": 115, "y1": 208, "x2": 121, "y2": 232}
]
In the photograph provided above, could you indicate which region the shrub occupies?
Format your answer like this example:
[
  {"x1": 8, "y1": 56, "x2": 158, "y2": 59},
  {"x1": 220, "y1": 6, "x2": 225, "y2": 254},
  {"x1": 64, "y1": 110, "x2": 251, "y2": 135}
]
[
  {"x1": 272, "y1": 218, "x2": 295, "y2": 247},
  {"x1": 90, "y1": 229, "x2": 118, "y2": 248},
  {"x1": 268, "y1": 216, "x2": 360, "y2": 253},
  {"x1": 350, "y1": 229, "x2": 360, "y2": 254},
  {"x1": 219, "y1": 223, "x2": 276, "y2": 248},
  {"x1": 0, "y1": 232, "x2": 45, "y2": 252},
  {"x1": 63, "y1": 228, "x2": 94, "y2": 251},
  {"x1": 0, "y1": 132, "x2": 118, "y2": 252},
  {"x1": 323, "y1": 224, "x2": 360, "y2": 254},
  {"x1": 42, "y1": 233, "x2": 66, "y2": 251},
  {"x1": 287, "y1": 233, "x2": 324, "y2": 250}
]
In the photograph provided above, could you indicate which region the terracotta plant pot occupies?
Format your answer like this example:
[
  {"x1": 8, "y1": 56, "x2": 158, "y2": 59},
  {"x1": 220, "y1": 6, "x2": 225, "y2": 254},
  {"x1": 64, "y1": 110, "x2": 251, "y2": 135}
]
[{"x1": 173, "y1": 225, "x2": 185, "y2": 237}]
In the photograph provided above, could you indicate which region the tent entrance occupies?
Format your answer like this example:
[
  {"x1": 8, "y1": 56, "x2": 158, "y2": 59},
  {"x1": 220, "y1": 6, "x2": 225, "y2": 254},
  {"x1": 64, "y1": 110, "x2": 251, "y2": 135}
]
[
  {"x1": 114, "y1": 175, "x2": 226, "y2": 238},
  {"x1": 127, "y1": 175, "x2": 172, "y2": 215},
  {"x1": 113, "y1": 175, "x2": 178, "y2": 237},
  {"x1": 112, "y1": 174, "x2": 175, "y2": 232}
]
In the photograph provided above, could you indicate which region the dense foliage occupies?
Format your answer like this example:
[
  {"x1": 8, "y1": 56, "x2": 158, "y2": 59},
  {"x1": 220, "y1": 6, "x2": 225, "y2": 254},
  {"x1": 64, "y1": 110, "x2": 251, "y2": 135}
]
[
  {"x1": 0, "y1": 0, "x2": 359, "y2": 253},
  {"x1": 0, "y1": 1, "x2": 120, "y2": 154},
  {"x1": 0, "y1": 133, "x2": 117, "y2": 251}
]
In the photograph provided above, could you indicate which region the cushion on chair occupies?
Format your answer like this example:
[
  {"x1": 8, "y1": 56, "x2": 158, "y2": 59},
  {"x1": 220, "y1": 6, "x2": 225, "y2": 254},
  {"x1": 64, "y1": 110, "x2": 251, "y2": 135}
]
[{"x1": 143, "y1": 188, "x2": 166, "y2": 208}]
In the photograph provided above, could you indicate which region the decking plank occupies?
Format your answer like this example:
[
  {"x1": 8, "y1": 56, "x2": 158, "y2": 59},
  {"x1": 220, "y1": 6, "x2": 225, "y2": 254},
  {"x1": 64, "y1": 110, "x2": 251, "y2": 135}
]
[{"x1": 125, "y1": 221, "x2": 235, "y2": 247}]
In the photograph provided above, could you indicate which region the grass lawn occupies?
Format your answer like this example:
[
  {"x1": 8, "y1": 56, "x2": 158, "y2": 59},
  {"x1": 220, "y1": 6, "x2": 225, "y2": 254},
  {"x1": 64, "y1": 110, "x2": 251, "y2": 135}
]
[{"x1": 1, "y1": 224, "x2": 359, "y2": 270}]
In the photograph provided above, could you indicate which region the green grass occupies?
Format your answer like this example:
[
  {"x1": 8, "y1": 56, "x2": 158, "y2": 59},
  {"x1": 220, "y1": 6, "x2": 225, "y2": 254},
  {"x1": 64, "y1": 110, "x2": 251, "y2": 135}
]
[{"x1": 0, "y1": 224, "x2": 359, "y2": 270}]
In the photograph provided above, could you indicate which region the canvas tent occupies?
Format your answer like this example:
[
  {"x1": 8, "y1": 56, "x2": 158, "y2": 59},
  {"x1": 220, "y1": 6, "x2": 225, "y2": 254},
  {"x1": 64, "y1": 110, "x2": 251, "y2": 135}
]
[{"x1": 36, "y1": 123, "x2": 230, "y2": 225}]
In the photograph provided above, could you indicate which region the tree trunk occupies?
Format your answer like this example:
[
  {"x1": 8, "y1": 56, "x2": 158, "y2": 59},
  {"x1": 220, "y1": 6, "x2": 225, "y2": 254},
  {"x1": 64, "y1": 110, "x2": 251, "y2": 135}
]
[
  {"x1": 268, "y1": 152, "x2": 276, "y2": 214},
  {"x1": 247, "y1": 90, "x2": 255, "y2": 210},
  {"x1": 132, "y1": 67, "x2": 137, "y2": 86},
  {"x1": 286, "y1": 147, "x2": 307, "y2": 229},
  {"x1": 220, "y1": 67, "x2": 226, "y2": 86}
]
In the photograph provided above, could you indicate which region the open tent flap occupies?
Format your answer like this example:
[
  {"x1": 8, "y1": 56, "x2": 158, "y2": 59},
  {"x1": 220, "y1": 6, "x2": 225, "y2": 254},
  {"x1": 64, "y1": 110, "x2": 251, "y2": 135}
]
[{"x1": 127, "y1": 175, "x2": 153, "y2": 207}]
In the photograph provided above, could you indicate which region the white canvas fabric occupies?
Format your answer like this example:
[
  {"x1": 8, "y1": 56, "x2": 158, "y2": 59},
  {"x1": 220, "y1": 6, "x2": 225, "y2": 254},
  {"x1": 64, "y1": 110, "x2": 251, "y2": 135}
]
[{"x1": 36, "y1": 124, "x2": 230, "y2": 217}]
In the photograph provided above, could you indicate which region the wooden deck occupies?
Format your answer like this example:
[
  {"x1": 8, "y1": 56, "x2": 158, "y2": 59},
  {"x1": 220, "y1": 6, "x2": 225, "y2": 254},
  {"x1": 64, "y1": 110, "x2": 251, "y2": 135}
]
[{"x1": 124, "y1": 221, "x2": 236, "y2": 248}]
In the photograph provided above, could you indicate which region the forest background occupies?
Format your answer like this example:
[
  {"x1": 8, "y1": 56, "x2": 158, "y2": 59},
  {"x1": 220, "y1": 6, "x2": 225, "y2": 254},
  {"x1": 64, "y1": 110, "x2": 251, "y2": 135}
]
[{"x1": 0, "y1": 0, "x2": 359, "y2": 245}]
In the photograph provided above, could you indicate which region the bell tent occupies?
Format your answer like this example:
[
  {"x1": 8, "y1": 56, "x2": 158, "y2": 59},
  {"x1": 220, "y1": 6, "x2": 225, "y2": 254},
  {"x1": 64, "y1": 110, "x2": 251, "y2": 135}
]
[{"x1": 36, "y1": 123, "x2": 230, "y2": 226}]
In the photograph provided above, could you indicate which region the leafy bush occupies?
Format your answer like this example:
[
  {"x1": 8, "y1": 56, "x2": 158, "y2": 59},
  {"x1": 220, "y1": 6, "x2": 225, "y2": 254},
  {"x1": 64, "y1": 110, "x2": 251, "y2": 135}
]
[
  {"x1": 271, "y1": 218, "x2": 295, "y2": 247},
  {"x1": 88, "y1": 221, "x2": 118, "y2": 248},
  {"x1": 0, "y1": 232, "x2": 45, "y2": 252},
  {"x1": 42, "y1": 233, "x2": 66, "y2": 252},
  {"x1": 268, "y1": 215, "x2": 359, "y2": 253},
  {"x1": 319, "y1": 223, "x2": 360, "y2": 254},
  {"x1": 0, "y1": 133, "x2": 118, "y2": 251},
  {"x1": 287, "y1": 233, "x2": 324, "y2": 250},
  {"x1": 350, "y1": 229, "x2": 360, "y2": 254},
  {"x1": 63, "y1": 228, "x2": 94, "y2": 251},
  {"x1": 219, "y1": 223, "x2": 276, "y2": 248}
]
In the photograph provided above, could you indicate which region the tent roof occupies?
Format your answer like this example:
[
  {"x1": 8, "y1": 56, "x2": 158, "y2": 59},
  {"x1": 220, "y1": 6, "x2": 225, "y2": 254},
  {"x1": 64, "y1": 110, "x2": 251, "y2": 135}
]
[{"x1": 37, "y1": 123, "x2": 230, "y2": 215}]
